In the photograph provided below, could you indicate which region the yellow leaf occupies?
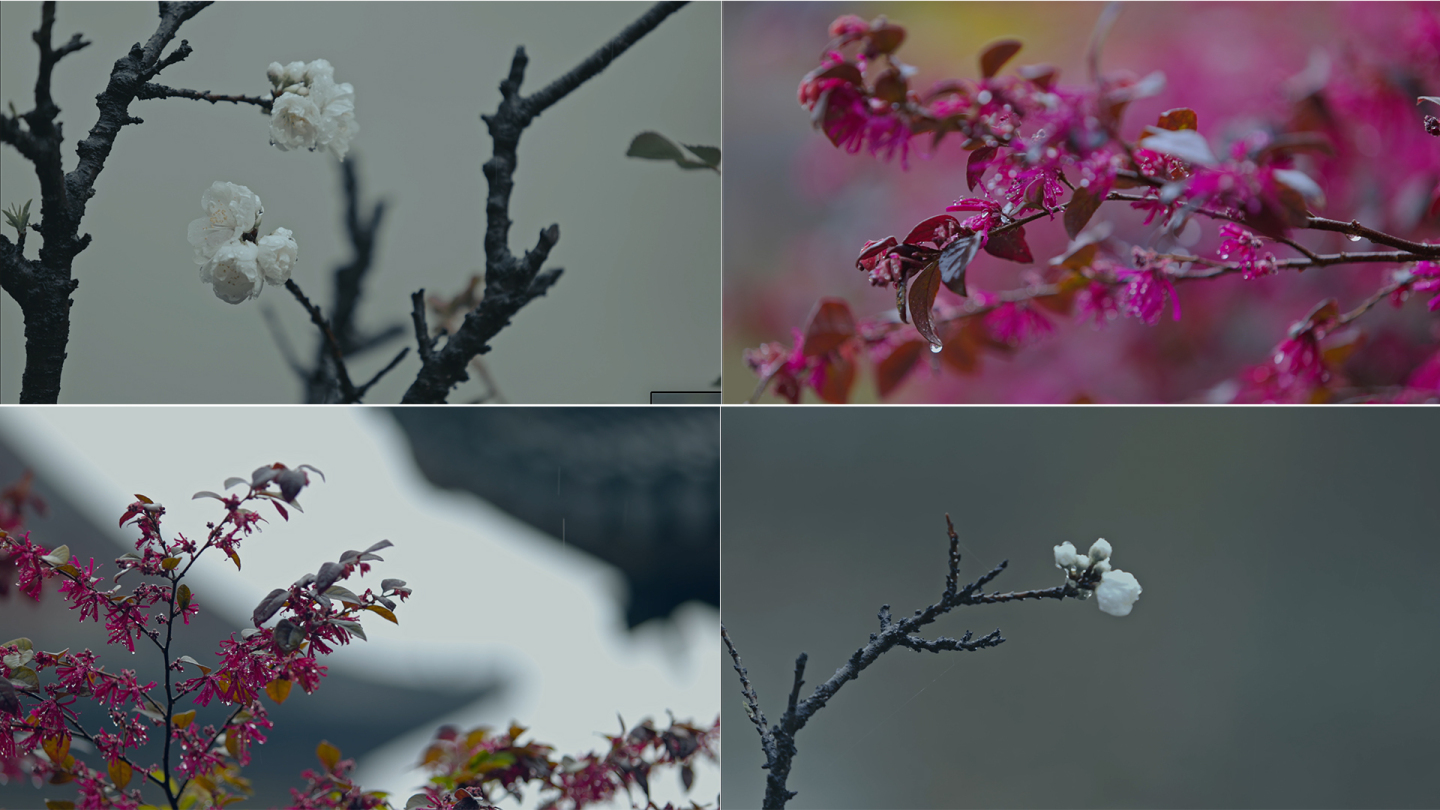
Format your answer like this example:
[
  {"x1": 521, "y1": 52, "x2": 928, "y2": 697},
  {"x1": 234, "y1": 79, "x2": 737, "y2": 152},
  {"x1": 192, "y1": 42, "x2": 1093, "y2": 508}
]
[
  {"x1": 42, "y1": 733, "x2": 70, "y2": 763},
  {"x1": 135, "y1": 494, "x2": 153, "y2": 504},
  {"x1": 227, "y1": 550, "x2": 242, "y2": 571},
  {"x1": 264, "y1": 679, "x2": 293, "y2": 705},
  {"x1": 316, "y1": 740, "x2": 341, "y2": 771},
  {"x1": 364, "y1": 604, "x2": 399, "y2": 625},
  {"x1": 161, "y1": 557, "x2": 181, "y2": 571},
  {"x1": 109, "y1": 758, "x2": 133, "y2": 790},
  {"x1": 172, "y1": 710, "x2": 197, "y2": 729}
]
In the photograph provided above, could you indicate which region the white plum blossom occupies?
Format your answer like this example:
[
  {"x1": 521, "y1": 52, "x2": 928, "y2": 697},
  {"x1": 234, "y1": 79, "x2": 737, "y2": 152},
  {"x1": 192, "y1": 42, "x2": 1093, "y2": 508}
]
[
  {"x1": 187, "y1": 182, "x2": 299, "y2": 304},
  {"x1": 256, "y1": 227, "x2": 298, "y2": 285},
  {"x1": 269, "y1": 93, "x2": 325, "y2": 153},
  {"x1": 187, "y1": 181, "x2": 262, "y2": 265},
  {"x1": 266, "y1": 58, "x2": 357, "y2": 159},
  {"x1": 1054, "y1": 537, "x2": 1141, "y2": 616},
  {"x1": 1095, "y1": 570, "x2": 1143, "y2": 617},
  {"x1": 200, "y1": 240, "x2": 263, "y2": 304}
]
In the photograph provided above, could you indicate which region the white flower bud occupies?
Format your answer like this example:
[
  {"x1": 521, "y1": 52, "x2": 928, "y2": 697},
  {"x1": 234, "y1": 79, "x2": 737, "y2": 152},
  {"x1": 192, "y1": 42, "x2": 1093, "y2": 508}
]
[
  {"x1": 1095, "y1": 569, "x2": 1142, "y2": 617},
  {"x1": 256, "y1": 227, "x2": 298, "y2": 285},
  {"x1": 1054, "y1": 541, "x2": 1078, "y2": 569},
  {"x1": 303, "y1": 58, "x2": 335, "y2": 84},
  {"x1": 1087, "y1": 538, "x2": 1112, "y2": 562},
  {"x1": 267, "y1": 62, "x2": 285, "y2": 88},
  {"x1": 200, "y1": 240, "x2": 263, "y2": 304}
]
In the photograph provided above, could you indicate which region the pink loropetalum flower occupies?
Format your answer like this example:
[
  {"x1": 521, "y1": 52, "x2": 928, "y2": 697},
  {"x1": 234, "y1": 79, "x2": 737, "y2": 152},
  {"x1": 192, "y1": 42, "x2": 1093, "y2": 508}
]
[
  {"x1": 1077, "y1": 280, "x2": 1121, "y2": 327},
  {"x1": 984, "y1": 301, "x2": 1052, "y2": 346},
  {"x1": 1117, "y1": 251, "x2": 1181, "y2": 326},
  {"x1": 1216, "y1": 223, "x2": 1278, "y2": 280}
]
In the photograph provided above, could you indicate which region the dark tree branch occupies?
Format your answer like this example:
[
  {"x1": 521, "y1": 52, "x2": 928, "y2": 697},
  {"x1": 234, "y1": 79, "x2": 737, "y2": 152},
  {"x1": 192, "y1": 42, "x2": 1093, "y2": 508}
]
[
  {"x1": 136, "y1": 83, "x2": 272, "y2": 109},
  {"x1": 285, "y1": 279, "x2": 360, "y2": 403},
  {"x1": 1, "y1": 1, "x2": 209, "y2": 401},
  {"x1": 728, "y1": 514, "x2": 1075, "y2": 809},
  {"x1": 291, "y1": 157, "x2": 400, "y2": 403},
  {"x1": 400, "y1": 1, "x2": 687, "y2": 403}
]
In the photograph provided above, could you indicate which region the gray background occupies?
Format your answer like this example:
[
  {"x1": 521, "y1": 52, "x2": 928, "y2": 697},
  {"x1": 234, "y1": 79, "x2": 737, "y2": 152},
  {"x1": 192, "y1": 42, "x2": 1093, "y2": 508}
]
[
  {"x1": 1, "y1": 2, "x2": 721, "y2": 403},
  {"x1": 721, "y1": 408, "x2": 1439, "y2": 808}
]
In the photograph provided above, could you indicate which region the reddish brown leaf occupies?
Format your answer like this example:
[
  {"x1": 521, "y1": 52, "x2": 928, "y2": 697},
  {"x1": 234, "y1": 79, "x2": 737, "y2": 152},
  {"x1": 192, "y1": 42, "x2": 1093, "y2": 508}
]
[
  {"x1": 876, "y1": 340, "x2": 926, "y2": 397},
  {"x1": 967, "y1": 145, "x2": 997, "y2": 192},
  {"x1": 906, "y1": 261, "x2": 944, "y2": 350},
  {"x1": 980, "y1": 39, "x2": 1023, "y2": 78},
  {"x1": 940, "y1": 321, "x2": 982, "y2": 375},
  {"x1": 984, "y1": 226, "x2": 1034, "y2": 264},
  {"x1": 812, "y1": 353, "x2": 856, "y2": 404},
  {"x1": 867, "y1": 22, "x2": 906, "y2": 55},
  {"x1": 873, "y1": 67, "x2": 908, "y2": 104},
  {"x1": 810, "y1": 62, "x2": 864, "y2": 87},
  {"x1": 800, "y1": 298, "x2": 856, "y2": 357},
  {"x1": 1301, "y1": 298, "x2": 1341, "y2": 330},
  {"x1": 904, "y1": 215, "x2": 961, "y2": 246},
  {"x1": 1063, "y1": 186, "x2": 1103, "y2": 240},
  {"x1": 1155, "y1": 107, "x2": 1198, "y2": 131}
]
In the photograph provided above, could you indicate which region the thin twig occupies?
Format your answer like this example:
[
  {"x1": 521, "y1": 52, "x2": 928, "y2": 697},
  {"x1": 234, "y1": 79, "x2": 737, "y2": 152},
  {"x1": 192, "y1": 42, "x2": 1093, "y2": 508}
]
[
  {"x1": 401, "y1": 1, "x2": 688, "y2": 402},
  {"x1": 284, "y1": 279, "x2": 359, "y2": 402}
]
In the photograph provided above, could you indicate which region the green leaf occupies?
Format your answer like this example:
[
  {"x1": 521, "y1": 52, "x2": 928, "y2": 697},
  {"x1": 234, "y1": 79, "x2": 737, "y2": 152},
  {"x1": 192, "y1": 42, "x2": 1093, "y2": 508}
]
[
  {"x1": 626, "y1": 131, "x2": 720, "y2": 172},
  {"x1": 3, "y1": 199, "x2": 31, "y2": 236},
  {"x1": 331, "y1": 618, "x2": 367, "y2": 641}
]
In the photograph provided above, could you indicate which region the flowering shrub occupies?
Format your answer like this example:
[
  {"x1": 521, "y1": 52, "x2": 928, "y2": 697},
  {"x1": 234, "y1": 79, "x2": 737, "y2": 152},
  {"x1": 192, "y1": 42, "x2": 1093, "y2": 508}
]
[
  {"x1": 401, "y1": 716, "x2": 720, "y2": 810},
  {"x1": 0, "y1": 464, "x2": 411, "y2": 808},
  {"x1": 739, "y1": 4, "x2": 1440, "y2": 403},
  {"x1": 1, "y1": 466, "x2": 719, "y2": 810},
  {"x1": 723, "y1": 515, "x2": 1140, "y2": 809}
]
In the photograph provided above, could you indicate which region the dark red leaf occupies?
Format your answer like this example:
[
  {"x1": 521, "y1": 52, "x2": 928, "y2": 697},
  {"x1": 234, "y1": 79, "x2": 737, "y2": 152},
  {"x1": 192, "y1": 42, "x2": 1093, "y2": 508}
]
[
  {"x1": 967, "y1": 145, "x2": 997, "y2": 192},
  {"x1": 906, "y1": 261, "x2": 944, "y2": 350},
  {"x1": 873, "y1": 67, "x2": 907, "y2": 104},
  {"x1": 903, "y1": 215, "x2": 961, "y2": 247},
  {"x1": 984, "y1": 226, "x2": 1034, "y2": 263},
  {"x1": 808, "y1": 62, "x2": 864, "y2": 87},
  {"x1": 980, "y1": 39, "x2": 1023, "y2": 79},
  {"x1": 272, "y1": 501, "x2": 289, "y2": 522},
  {"x1": 867, "y1": 22, "x2": 906, "y2": 56},
  {"x1": 811, "y1": 353, "x2": 855, "y2": 404},
  {"x1": 800, "y1": 298, "x2": 857, "y2": 357},
  {"x1": 940, "y1": 321, "x2": 983, "y2": 374},
  {"x1": 939, "y1": 233, "x2": 981, "y2": 296},
  {"x1": 875, "y1": 340, "x2": 926, "y2": 397},
  {"x1": 1064, "y1": 185, "x2": 1103, "y2": 240}
]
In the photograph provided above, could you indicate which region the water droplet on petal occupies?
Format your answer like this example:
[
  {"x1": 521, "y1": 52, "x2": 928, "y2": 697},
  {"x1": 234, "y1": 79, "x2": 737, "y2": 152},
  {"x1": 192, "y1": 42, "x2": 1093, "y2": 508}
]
[{"x1": 929, "y1": 343, "x2": 943, "y2": 354}]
